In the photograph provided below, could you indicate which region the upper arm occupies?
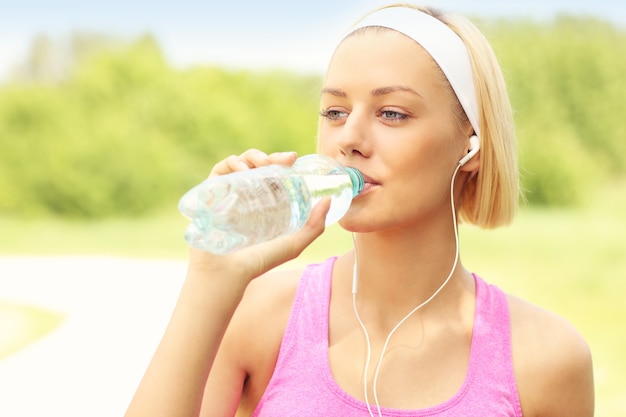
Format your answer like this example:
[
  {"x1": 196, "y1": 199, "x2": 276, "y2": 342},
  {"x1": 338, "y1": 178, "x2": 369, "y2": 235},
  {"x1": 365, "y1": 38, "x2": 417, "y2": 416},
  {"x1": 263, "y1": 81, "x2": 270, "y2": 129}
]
[
  {"x1": 199, "y1": 269, "x2": 301, "y2": 417},
  {"x1": 199, "y1": 327, "x2": 247, "y2": 417},
  {"x1": 510, "y1": 296, "x2": 594, "y2": 417}
]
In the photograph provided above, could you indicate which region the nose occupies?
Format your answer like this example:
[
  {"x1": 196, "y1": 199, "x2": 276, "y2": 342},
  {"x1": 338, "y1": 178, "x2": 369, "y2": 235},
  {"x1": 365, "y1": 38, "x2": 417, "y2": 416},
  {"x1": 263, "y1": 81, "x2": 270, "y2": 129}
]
[{"x1": 336, "y1": 109, "x2": 370, "y2": 158}]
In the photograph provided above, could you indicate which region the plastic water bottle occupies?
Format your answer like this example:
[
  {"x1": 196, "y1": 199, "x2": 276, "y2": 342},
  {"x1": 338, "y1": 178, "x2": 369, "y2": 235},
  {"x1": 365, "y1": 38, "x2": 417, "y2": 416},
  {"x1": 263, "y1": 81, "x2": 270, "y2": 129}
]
[{"x1": 178, "y1": 154, "x2": 364, "y2": 254}]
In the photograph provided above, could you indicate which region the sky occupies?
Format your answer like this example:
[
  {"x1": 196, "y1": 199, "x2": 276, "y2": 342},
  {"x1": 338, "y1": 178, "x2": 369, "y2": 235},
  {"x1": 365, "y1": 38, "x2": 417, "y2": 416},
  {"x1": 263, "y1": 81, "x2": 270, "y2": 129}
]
[{"x1": 1, "y1": 0, "x2": 625, "y2": 81}]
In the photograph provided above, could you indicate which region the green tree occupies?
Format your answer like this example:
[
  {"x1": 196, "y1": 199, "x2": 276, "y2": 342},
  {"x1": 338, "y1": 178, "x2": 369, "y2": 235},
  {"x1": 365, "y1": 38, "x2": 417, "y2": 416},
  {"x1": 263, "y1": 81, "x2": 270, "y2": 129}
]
[
  {"x1": 0, "y1": 33, "x2": 320, "y2": 218},
  {"x1": 488, "y1": 16, "x2": 626, "y2": 205},
  {"x1": 1, "y1": 18, "x2": 625, "y2": 218}
]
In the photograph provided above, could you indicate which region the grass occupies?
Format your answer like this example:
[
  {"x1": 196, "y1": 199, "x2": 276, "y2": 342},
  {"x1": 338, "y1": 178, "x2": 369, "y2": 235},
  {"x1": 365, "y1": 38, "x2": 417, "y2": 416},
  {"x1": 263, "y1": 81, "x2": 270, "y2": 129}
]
[
  {"x1": 461, "y1": 208, "x2": 626, "y2": 417},
  {"x1": 0, "y1": 207, "x2": 191, "y2": 259},
  {"x1": 0, "y1": 182, "x2": 624, "y2": 416}
]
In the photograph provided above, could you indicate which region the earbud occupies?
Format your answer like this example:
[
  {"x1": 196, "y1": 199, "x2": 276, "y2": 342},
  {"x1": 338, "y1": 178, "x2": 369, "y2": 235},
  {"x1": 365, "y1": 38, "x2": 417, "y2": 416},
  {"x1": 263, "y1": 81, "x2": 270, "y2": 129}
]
[{"x1": 458, "y1": 135, "x2": 480, "y2": 166}]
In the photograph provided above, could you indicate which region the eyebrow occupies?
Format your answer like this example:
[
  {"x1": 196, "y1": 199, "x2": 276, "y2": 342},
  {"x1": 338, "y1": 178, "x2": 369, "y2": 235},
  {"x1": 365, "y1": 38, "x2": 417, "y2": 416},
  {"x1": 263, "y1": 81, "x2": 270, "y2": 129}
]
[
  {"x1": 321, "y1": 85, "x2": 423, "y2": 98},
  {"x1": 320, "y1": 87, "x2": 347, "y2": 98},
  {"x1": 372, "y1": 85, "x2": 423, "y2": 98}
]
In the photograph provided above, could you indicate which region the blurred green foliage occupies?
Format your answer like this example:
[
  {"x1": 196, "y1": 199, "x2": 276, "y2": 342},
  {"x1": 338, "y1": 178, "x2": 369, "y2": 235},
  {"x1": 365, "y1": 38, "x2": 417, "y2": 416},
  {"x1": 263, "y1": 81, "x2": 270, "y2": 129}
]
[
  {"x1": 0, "y1": 35, "x2": 321, "y2": 218},
  {"x1": 485, "y1": 16, "x2": 626, "y2": 205},
  {"x1": 0, "y1": 17, "x2": 625, "y2": 218}
]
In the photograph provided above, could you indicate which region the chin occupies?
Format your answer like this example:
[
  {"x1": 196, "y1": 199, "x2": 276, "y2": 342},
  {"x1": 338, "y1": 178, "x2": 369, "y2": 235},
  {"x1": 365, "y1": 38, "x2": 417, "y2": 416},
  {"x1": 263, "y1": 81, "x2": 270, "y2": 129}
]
[{"x1": 338, "y1": 216, "x2": 377, "y2": 234}]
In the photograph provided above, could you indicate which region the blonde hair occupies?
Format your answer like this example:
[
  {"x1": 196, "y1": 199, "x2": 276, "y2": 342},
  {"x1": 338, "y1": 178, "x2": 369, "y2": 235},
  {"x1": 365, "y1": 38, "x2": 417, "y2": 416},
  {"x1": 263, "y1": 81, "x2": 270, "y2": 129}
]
[
  {"x1": 328, "y1": 4, "x2": 519, "y2": 228},
  {"x1": 429, "y1": 6, "x2": 519, "y2": 228}
]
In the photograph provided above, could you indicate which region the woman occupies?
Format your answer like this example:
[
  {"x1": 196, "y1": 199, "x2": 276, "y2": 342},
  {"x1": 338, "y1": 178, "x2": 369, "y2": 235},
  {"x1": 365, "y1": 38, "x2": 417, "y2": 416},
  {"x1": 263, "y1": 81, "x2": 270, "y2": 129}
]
[{"x1": 125, "y1": 4, "x2": 594, "y2": 417}]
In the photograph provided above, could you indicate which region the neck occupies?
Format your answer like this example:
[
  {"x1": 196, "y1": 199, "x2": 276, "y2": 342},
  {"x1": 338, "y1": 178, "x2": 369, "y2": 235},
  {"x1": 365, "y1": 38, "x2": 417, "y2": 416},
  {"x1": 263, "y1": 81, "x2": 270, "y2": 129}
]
[
  {"x1": 339, "y1": 165, "x2": 474, "y2": 321},
  {"x1": 348, "y1": 214, "x2": 467, "y2": 321}
]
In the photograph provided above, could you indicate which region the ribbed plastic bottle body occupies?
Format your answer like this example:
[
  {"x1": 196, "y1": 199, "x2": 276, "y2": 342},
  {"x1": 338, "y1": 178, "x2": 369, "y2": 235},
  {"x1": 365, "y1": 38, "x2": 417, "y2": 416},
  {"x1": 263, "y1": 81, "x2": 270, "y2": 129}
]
[{"x1": 178, "y1": 154, "x2": 363, "y2": 254}]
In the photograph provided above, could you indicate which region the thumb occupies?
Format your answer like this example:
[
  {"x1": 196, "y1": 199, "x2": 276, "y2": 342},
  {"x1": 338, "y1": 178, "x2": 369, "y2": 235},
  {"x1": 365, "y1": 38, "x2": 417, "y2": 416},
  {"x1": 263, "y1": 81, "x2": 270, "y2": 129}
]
[{"x1": 234, "y1": 197, "x2": 332, "y2": 277}]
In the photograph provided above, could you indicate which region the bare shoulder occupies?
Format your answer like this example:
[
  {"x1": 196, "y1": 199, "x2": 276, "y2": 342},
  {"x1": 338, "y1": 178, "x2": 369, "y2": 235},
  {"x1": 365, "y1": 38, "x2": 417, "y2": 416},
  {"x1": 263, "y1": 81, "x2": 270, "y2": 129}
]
[
  {"x1": 241, "y1": 267, "x2": 303, "y2": 316},
  {"x1": 231, "y1": 266, "x2": 305, "y2": 358},
  {"x1": 507, "y1": 294, "x2": 594, "y2": 417},
  {"x1": 201, "y1": 266, "x2": 305, "y2": 416},
  {"x1": 224, "y1": 265, "x2": 309, "y2": 381}
]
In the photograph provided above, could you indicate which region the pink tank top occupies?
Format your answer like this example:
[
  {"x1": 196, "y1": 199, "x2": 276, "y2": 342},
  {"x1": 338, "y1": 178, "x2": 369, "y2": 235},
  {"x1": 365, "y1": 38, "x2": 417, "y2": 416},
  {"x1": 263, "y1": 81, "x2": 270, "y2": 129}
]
[{"x1": 252, "y1": 257, "x2": 523, "y2": 417}]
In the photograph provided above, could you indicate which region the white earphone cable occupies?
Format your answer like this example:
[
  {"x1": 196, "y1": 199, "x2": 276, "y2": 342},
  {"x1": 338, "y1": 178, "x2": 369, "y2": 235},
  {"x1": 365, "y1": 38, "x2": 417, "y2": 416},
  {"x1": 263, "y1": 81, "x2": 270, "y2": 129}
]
[{"x1": 351, "y1": 162, "x2": 463, "y2": 417}]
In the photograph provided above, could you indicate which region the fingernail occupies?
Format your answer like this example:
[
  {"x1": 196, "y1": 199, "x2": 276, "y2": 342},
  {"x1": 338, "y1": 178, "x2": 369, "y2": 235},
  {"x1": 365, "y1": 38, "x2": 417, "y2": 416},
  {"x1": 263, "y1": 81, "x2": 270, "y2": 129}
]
[{"x1": 238, "y1": 161, "x2": 250, "y2": 170}]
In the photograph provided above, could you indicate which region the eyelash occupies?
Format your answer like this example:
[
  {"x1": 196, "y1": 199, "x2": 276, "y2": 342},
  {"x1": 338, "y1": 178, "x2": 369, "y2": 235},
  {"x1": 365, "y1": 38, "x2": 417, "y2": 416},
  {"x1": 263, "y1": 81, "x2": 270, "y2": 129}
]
[
  {"x1": 319, "y1": 108, "x2": 410, "y2": 123},
  {"x1": 319, "y1": 109, "x2": 346, "y2": 121},
  {"x1": 379, "y1": 110, "x2": 409, "y2": 121}
]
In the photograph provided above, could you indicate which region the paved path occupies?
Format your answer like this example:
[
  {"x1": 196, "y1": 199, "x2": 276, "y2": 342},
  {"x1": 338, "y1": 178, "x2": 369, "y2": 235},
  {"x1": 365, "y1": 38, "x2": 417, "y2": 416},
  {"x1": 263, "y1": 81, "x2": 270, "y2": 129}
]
[{"x1": 0, "y1": 256, "x2": 187, "y2": 417}]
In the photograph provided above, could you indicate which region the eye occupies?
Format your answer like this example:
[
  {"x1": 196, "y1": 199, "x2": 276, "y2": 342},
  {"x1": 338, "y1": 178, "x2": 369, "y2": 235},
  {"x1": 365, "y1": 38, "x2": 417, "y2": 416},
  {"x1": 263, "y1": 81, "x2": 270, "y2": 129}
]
[
  {"x1": 319, "y1": 109, "x2": 348, "y2": 122},
  {"x1": 380, "y1": 109, "x2": 409, "y2": 122}
]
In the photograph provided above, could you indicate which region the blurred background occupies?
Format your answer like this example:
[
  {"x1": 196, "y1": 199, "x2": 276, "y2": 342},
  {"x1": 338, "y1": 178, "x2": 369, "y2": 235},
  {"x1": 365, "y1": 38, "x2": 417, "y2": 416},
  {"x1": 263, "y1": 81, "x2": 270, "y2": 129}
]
[{"x1": 0, "y1": 0, "x2": 624, "y2": 416}]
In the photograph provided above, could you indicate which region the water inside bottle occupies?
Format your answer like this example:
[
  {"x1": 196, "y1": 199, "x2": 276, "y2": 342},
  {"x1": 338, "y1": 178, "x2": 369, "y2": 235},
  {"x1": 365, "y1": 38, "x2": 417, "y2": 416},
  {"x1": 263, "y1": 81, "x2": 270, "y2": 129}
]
[
  {"x1": 179, "y1": 163, "x2": 356, "y2": 254},
  {"x1": 300, "y1": 174, "x2": 353, "y2": 225},
  {"x1": 186, "y1": 173, "x2": 311, "y2": 254}
]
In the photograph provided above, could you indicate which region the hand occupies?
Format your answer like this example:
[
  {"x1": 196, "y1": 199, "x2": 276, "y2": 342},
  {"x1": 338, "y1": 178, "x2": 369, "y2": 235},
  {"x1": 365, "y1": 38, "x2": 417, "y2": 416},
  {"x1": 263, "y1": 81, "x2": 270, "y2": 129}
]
[
  {"x1": 208, "y1": 149, "x2": 298, "y2": 177},
  {"x1": 126, "y1": 150, "x2": 330, "y2": 417},
  {"x1": 189, "y1": 149, "x2": 330, "y2": 282}
]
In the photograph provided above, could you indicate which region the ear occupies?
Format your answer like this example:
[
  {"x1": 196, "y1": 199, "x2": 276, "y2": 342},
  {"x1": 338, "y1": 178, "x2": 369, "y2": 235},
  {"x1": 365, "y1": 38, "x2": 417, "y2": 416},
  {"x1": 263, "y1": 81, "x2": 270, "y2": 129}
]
[{"x1": 458, "y1": 135, "x2": 480, "y2": 171}]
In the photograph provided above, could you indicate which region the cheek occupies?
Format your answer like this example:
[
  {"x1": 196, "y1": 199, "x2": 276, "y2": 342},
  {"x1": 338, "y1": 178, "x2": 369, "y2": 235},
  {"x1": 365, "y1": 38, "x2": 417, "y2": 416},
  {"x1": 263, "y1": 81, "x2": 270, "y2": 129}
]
[
  {"x1": 316, "y1": 123, "x2": 337, "y2": 155},
  {"x1": 385, "y1": 135, "x2": 446, "y2": 176},
  {"x1": 384, "y1": 142, "x2": 456, "y2": 202}
]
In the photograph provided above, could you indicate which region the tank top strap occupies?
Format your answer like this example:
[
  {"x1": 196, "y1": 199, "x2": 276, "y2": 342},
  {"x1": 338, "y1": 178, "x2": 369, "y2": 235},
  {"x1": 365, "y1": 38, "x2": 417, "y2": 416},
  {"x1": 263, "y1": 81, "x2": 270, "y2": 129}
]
[
  {"x1": 251, "y1": 257, "x2": 337, "y2": 417},
  {"x1": 252, "y1": 263, "x2": 523, "y2": 417},
  {"x1": 466, "y1": 274, "x2": 523, "y2": 417},
  {"x1": 274, "y1": 257, "x2": 335, "y2": 361}
]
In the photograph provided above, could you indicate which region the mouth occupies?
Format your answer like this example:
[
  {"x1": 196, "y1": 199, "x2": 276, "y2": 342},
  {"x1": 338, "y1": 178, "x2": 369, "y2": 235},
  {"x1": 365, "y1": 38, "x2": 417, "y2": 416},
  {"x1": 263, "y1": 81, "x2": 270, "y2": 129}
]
[{"x1": 354, "y1": 171, "x2": 379, "y2": 195}]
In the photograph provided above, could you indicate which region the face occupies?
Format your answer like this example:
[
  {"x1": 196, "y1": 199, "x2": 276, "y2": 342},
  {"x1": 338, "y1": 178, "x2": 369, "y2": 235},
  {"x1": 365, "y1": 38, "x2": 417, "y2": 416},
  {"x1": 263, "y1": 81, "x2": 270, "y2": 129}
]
[{"x1": 318, "y1": 28, "x2": 469, "y2": 233}]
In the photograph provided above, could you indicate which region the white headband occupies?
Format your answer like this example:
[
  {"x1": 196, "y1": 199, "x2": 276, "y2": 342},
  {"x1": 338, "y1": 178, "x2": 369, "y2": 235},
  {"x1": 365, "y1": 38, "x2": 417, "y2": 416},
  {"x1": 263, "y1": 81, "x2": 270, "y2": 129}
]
[{"x1": 348, "y1": 6, "x2": 480, "y2": 138}]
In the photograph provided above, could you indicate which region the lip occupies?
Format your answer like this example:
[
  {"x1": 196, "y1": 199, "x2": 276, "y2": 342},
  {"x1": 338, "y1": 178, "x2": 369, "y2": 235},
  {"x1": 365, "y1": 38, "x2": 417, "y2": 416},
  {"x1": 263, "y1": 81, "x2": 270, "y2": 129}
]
[
  {"x1": 359, "y1": 182, "x2": 376, "y2": 195},
  {"x1": 353, "y1": 170, "x2": 379, "y2": 196}
]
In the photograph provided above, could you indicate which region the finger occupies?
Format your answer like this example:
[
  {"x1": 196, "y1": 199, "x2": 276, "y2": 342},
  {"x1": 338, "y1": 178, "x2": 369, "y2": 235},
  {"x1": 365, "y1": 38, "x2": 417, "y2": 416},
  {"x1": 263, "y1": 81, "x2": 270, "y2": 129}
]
[
  {"x1": 185, "y1": 198, "x2": 331, "y2": 287},
  {"x1": 209, "y1": 149, "x2": 291, "y2": 178},
  {"x1": 267, "y1": 151, "x2": 298, "y2": 166},
  {"x1": 209, "y1": 154, "x2": 251, "y2": 177},
  {"x1": 238, "y1": 149, "x2": 298, "y2": 169},
  {"x1": 235, "y1": 197, "x2": 331, "y2": 278},
  {"x1": 238, "y1": 149, "x2": 272, "y2": 168}
]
